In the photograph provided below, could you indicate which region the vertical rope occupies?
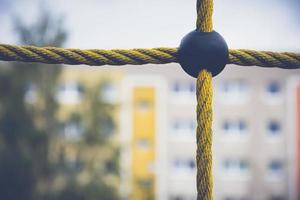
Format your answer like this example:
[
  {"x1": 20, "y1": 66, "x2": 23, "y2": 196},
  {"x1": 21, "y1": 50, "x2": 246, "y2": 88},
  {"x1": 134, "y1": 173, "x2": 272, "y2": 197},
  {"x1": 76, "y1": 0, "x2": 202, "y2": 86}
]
[
  {"x1": 196, "y1": 0, "x2": 214, "y2": 200},
  {"x1": 196, "y1": 0, "x2": 213, "y2": 32},
  {"x1": 196, "y1": 70, "x2": 213, "y2": 200}
]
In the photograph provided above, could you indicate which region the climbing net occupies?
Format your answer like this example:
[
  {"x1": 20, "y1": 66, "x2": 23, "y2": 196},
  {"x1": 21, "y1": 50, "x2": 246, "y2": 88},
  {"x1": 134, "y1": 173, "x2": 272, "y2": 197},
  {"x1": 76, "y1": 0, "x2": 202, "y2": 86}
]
[{"x1": 0, "y1": 0, "x2": 299, "y2": 199}]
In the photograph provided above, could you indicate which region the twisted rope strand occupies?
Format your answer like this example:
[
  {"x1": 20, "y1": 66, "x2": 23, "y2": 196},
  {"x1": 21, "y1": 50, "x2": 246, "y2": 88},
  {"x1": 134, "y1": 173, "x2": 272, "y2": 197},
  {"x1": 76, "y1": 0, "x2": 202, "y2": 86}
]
[
  {"x1": 196, "y1": 0, "x2": 214, "y2": 199},
  {"x1": 196, "y1": 70, "x2": 213, "y2": 200},
  {"x1": 1, "y1": 44, "x2": 299, "y2": 69},
  {"x1": 196, "y1": 0, "x2": 213, "y2": 32},
  {"x1": 229, "y1": 49, "x2": 300, "y2": 68},
  {"x1": 0, "y1": 0, "x2": 298, "y2": 199},
  {"x1": 0, "y1": 44, "x2": 178, "y2": 66}
]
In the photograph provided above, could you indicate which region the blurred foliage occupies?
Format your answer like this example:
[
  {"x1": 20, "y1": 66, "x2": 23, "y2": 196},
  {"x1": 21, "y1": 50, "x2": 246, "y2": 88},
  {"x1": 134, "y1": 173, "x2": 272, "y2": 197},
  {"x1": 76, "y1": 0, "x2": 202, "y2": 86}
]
[
  {"x1": 84, "y1": 82, "x2": 116, "y2": 145},
  {"x1": 0, "y1": 5, "x2": 119, "y2": 200}
]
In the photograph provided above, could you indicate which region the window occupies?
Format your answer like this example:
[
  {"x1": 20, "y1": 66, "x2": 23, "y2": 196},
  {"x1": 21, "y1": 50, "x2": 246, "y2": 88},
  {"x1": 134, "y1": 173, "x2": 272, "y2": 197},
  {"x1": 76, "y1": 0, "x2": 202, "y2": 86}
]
[
  {"x1": 64, "y1": 121, "x2": 83, "y2": 141},
  {"x1": 173, "y1": 81, "x2": 181, "y2": 93},
  {"x1": 266, "y1": 81, "x2": 281, "y2": 96},
  {"x1": 173, "y1": 119, "x2": 196, "y2": 135},
  {"x1": 170, "y1": 196, "x2": 196, "y2": 200},
  {"x1": 264, "y1": 81, "x2": 283, "y2": 104},
  {"x1": 173, "y1": 159, "x2": 196, "y2": 173},
  {"x1": 189, "y1": 82, "x2": 196, "y2": 93},
  {"x1": 136, "y1": 99, "x2": 151, "y2": 111},
  {"x1": 137, "y1": 179, "x2": 152, "y2": 189},
  {"x1": 268, "y1": 160, "x2": 284, "y2": 178},
  {"x1": 267, "y1": 120, "x2": 281, "y2": 136},
  {"x1": 173, "y1": 81, "x2": 195, "y2": 93},
  {"x1": 171, "y1": 81, "x2": 197, "y2": 104},
  {"x1": 172, "y1": 81, "x2": 196, "y2": 95},
  {"x1": 100, "y1": 82, "x2": 118, "y2": 103},
  {"x1": 137, "y1": 138, "x2": 150, "y2": 150},
  {"x1": 224, "y1": 197, "x2": 249, "y2": 200},
  {"x1": 222, "y1": 120, "x2": 248, "y2": 138},
  {"x1": 220, "y1": 80, "x2": 249, "y2": 103},
  {"x1": 56, "y1": 82, "x2": 84, "y2": 104},
  {"x1": 268, "y1": 196, "x2": 286, "y2": 200},
  {"x1": 222, "y1": 159, "x2": 250, "y2": 177}
]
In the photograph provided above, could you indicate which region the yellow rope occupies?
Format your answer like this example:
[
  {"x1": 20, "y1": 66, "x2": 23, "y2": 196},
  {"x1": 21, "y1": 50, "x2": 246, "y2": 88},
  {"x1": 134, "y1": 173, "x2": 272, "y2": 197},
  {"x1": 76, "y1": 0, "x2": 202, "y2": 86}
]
[
  {"x1": 229, "y1": 49, "x2": 300, "y2": 69},
  {"x1": 196, "y1": 70, "x2": 213, "y2": 200},
  {"x1": 0, "y1": 44, "x2": 177, "y2": 65},
  {"x1": 1, "y1": 44, "x2": 299, "y2": 69},
  {"x1": 196, "y1": 0, "x2": 213, "y2": 32},
  {"x1": 0, "y1": 1, "x2": 299, "y2": 199},
  {"x1": 195, "y1": 0, "x2": 214, "y2": 199}
]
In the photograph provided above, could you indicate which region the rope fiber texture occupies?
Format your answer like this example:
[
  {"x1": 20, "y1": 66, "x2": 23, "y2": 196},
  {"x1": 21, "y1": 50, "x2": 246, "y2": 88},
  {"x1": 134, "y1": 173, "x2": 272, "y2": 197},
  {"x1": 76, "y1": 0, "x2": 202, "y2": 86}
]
[
  {"x1": 0, "y1": 44, "x2": 299, "y2": 69},
  {"x1": 196, "y1": 70, "x2": 213, "y2": 200},
  {"x1": 195, "y1": 0, "x2": 214, "y2": 199},
  {"x1": 0, "y1": 1, "x2": 299, "y2": 200},
  {"x1": 0, "y1": 44, "x2": 177, "y2": 66},
  {"x1": 196, "y1": 0, "x2": 213, "y2": 32}
]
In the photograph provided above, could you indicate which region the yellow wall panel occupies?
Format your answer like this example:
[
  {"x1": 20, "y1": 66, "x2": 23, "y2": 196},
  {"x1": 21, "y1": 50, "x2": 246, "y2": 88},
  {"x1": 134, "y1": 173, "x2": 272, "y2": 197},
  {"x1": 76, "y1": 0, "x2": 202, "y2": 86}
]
[{"x1": 132, "y1": 87, "x2": 156, "y2": 200}]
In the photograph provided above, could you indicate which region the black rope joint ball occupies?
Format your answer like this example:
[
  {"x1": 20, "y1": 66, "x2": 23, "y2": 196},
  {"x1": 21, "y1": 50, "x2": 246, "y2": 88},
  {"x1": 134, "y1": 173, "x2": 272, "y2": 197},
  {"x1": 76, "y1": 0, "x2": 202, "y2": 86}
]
[{"x1": 178, "y1": 30, "x2": 229, "y2": 78}]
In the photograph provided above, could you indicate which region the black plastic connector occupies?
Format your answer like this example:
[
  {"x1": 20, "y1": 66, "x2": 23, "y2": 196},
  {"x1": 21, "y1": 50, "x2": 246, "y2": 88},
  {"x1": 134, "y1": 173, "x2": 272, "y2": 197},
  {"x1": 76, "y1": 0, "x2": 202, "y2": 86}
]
[{"x1": 178, "y1": 30, "x2": 229, "y2": 78}]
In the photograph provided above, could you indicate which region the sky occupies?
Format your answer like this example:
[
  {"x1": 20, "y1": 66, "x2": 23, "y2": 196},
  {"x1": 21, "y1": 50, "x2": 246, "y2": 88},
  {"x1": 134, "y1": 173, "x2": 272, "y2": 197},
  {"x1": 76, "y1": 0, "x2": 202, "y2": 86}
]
[{"x1": 0, "y1": 0, "x2": 299, "y2": 51}]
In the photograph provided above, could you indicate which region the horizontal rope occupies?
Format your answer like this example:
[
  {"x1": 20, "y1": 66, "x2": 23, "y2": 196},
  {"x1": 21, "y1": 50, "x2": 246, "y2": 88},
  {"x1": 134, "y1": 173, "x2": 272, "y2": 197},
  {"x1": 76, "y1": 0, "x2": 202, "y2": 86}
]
[
  {"x1": 0, "y1": 44, "x2": 299, "y2": 69},
  {"x1": 229, "y1": 49, "x2": 300, "y2": 69},
  {"x1": 0, "y1": 44, "x2": 177, "y2": 66}
]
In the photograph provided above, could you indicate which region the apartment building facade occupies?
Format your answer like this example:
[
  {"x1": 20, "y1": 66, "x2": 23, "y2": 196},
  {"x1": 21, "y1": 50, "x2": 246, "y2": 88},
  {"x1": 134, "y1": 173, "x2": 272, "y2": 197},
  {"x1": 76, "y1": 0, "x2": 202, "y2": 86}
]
[
  {"x1": 30, "y1": 63, "x2": 299, "y2": 200},
  {"x1": 120, "y1": 64, "x2": 300, "y2": 200}
]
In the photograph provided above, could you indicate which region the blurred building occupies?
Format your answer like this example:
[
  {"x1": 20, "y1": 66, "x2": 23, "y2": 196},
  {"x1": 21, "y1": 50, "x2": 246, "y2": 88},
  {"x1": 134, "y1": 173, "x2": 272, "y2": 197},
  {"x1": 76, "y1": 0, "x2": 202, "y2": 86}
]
[
  {"x1": 120, "y1": 64, "x2": 300, "y2": 200},
  {"x1": 286, "y1": 76, "x2": 300, "y2": 200},
  {"x1": 213, "y1": 66, "x2": 297, "y2": 200},
  {"x1": 25, "y1": 63, "x2": 300, "y2": 200}
]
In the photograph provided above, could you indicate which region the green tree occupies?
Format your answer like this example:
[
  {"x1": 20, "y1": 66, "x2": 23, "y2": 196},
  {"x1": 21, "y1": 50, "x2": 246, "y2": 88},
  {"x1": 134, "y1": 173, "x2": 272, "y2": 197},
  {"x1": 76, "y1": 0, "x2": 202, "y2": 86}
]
[
  {"x1": 0, "y1": 4, "x2": 119, "y2": 200},
  {"x1": 0, "y1": 6, "x2": 67, "y2": 200},
  {"x1": 84, "y1": 82, "x2": 115, "y2": 145},
  {"x1": 55, "y1": 82, "x2": 119, "y2": 200}
]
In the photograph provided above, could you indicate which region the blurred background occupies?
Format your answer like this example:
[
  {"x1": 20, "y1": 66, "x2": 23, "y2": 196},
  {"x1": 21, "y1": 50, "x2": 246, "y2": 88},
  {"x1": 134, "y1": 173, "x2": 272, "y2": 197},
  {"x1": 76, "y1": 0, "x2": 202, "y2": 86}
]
[{"x1": 0, "y1": 0, "x2": 300, "y2": 200}]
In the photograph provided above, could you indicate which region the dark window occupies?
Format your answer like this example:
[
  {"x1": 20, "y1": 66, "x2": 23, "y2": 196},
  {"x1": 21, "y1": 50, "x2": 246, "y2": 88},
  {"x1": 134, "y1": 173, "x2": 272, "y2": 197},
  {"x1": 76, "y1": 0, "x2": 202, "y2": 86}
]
[
  {"x1": 77, "y1": 83, "x2": 84, "y2": 93},
  {"x1": 239, "y1": 121, "x2": 247, "y2": 130},
  {"x1": 137, "y1": 138, "x2": 150, "y2": 150},
  {"x1": 268, "y1": 121, "x2": 281, "y2": 135},
  {"x1": 173, "y1": 159, "x2": 195, "y2": 171},
  {"x1": 189, "y1": 82, "x2": 196, "y2": 92},
  {"x1": 138, "y1": 179, "x2": 152, "y2": 189},
  {"x1": 189, "y1": 160, "x2": 195, "y2": 169},
  {"x1": 173, "y1": 81, "x2": 180, "y2": 92},
  {"x1": 223, "y1": 159, "x2": 249, "y2": 172},
  {"x1": 222, "y1": 120, "x2": 247, "y2": 134},
  {"x1": 173, "y1": 120, "x2": 195, "y2": 133},
  {"x1": 267, "y1": 81, "x2": 281, "y2": 95},
  {"x1": 222, "y1": 80, "x2": 248, "y2": 94},
  {"x1": 172, "y1": 81, "x2": 195, "y2": 94},
  {"x1": 137, "y1": 100, "x2": 151, "y2": 111},
  {"x1": 269, "y1": 196, "x2": 287, "y2": 200},
  {"x1": 223, "y1": 121, "x2": 230, "y2": 131},
  {"x1": 171, "y1": 196, "x2": 196, "y2": 200},
  {"x1": 224, "y1": 197, "x2": 249, "y2": 200},
  {"x1": 269, "y1": 160, "x2": 283, "y2": 172}
]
